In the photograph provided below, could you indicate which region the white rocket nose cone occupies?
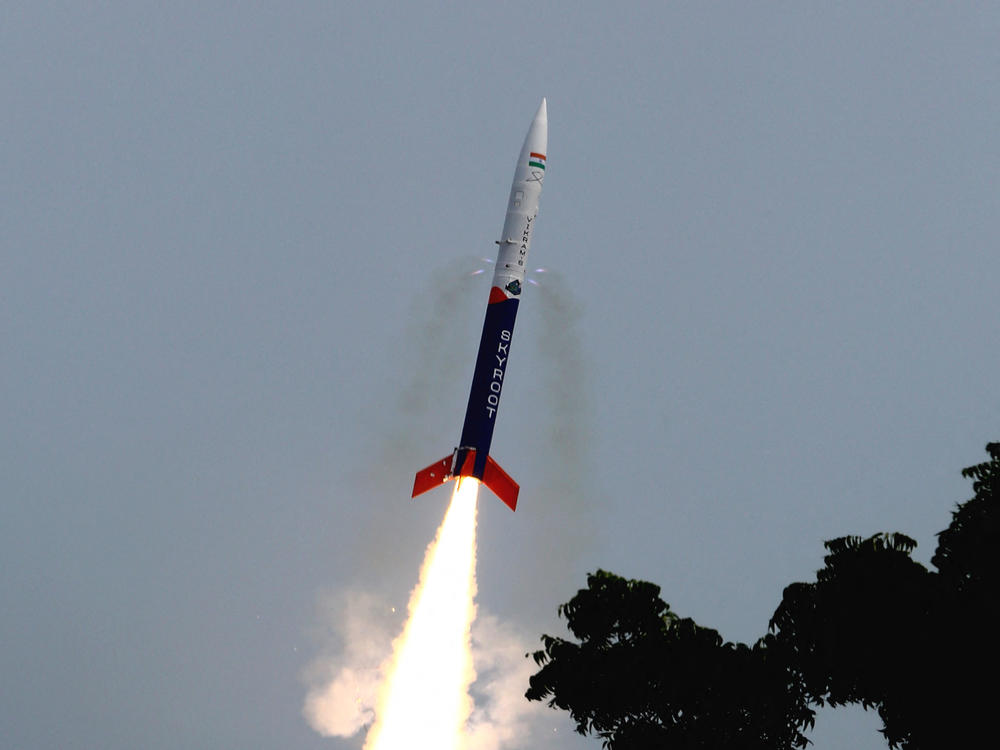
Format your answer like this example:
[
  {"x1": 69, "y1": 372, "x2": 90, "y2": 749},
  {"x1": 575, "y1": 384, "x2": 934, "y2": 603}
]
[{"x1": 535, "y1": 98, "x2": 547, "y2": 123}]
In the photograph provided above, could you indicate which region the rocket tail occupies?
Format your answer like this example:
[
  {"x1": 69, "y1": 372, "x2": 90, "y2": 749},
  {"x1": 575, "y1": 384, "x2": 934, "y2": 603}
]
[{"x1": 412, "y1": 449, "x2": 518, "y2": 511}]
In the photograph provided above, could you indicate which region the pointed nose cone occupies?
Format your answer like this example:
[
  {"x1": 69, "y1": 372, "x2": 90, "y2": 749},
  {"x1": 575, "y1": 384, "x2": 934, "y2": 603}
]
[{"x1": 520, "y1": 98, "x2": 548, "y2": 161}]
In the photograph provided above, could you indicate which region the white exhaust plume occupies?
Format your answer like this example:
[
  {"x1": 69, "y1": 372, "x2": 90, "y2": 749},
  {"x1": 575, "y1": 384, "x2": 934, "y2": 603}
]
[
  {"x1": 363, "y1": 477, "x2": 479, "y2": 750},
  {"x1": 302, "y1": 480, "x2": 561, "y2": 748}
]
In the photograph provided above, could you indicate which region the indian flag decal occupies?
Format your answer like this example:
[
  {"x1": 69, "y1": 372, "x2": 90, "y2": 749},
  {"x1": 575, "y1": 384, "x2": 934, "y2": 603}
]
[{"x1": 528, "y1": 151, "x2": 546, "y2": 170}]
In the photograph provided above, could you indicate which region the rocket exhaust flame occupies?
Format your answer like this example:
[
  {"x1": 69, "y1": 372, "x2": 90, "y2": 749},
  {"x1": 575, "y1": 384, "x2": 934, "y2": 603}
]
[{"x1": 364, "y1": 478, "x2": 480, "y2": 750}]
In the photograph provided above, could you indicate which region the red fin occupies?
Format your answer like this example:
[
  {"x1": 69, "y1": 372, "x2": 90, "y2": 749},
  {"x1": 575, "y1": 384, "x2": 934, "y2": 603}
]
[
  {"x1": 412, "y1": 455, "x2": 454, "y2": 498},
  {"x1": 482, "y1": 456, "x2": 519, "y2": 511}
]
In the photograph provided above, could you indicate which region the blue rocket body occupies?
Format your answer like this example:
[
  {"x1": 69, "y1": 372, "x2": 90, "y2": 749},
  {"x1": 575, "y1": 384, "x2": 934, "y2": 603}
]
[{"x1": 458, "y1": 294, "x2": 519, "y2": 480}]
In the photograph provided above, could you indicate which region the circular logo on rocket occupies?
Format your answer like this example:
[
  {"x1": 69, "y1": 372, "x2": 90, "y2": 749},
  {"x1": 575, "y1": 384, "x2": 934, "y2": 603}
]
[{"x1": 505, "y1": 280, "x2": 522, "y2": 296}]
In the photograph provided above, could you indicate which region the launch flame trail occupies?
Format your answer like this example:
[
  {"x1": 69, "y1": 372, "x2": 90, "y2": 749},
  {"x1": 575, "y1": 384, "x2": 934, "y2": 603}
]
[{"x1": 365, "y1": 478, "x2": 480, "y2": 750}]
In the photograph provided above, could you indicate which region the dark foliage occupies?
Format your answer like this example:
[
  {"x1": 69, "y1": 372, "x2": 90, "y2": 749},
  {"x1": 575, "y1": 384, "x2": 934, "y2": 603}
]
[
  {"x1": 526, "y1": 571, "x2": 815, "y2": 750},
  {"x1": 528, "y1": 444, "x2": 999, "y2": 750},
  {"x1": 768, "y1": 534, "x2": 939, "y2": 748},
  {"x1": 933, "y1": 442, "x2": 1000, "y2": 601}
]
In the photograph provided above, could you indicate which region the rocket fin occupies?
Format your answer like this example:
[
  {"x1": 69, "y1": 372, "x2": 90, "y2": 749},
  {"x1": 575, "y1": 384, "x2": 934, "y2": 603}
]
[
  {"x1": 482, "y1": 455, "x2": 519, "y2": 511},
  {"x1": 412, "y1": 455, "x2": 454, "y2": 498},
  {"x1": 456, "y1": 449, "x2": 518, "y2": 511}
]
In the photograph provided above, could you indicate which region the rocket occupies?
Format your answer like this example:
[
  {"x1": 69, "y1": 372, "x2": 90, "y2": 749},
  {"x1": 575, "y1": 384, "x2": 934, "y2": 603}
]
[{"x1": 411, "y1": 99, "x2": 548, "y2": 512}]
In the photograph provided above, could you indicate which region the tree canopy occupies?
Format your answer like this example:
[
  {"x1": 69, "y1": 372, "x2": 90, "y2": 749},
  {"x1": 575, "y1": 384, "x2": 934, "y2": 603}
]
[{"x1": 527, "y1": 443, "x2": 999, "y2": 749}]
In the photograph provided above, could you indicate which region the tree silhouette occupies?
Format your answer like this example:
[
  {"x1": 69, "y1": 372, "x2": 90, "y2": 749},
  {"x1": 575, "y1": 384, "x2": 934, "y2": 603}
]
[
  {"x1": 526, "y1": 571, "x2": 814, "y2": 749},
  {"x1": 528, "y1": 443, "x2": 999, "y2": 749}
]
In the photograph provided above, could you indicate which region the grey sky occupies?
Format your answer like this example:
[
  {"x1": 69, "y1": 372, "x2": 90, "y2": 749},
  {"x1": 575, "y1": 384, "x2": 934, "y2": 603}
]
[{"x1": 3, "y1": 2, "x2": 997, "y2": 748}]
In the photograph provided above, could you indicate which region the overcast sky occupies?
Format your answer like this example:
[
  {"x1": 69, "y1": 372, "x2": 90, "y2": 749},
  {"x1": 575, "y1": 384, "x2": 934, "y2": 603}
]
[{"x1": 3, "y1": 3, "x2": 998, "y2": 749}]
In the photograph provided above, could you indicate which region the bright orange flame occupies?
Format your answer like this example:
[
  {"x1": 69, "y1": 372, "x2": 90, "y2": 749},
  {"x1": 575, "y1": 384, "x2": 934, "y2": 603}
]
[{"x1": 364, "y1": 477, "x2": 480, "y2": 750}]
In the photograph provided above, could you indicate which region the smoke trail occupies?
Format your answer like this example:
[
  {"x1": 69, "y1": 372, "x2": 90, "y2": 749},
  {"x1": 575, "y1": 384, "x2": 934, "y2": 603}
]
[
  {"x1": 463, "y1": 613, "x2": 556, "y2": 750},
  {"x1": 383, "y1": 257, "x2": 488, "y2": 463},
  {"x1": 301, "y1": 590, "x2": 393, "y2": 737},
  {"x1": 531, "y1": 269, "x2": 592, "y2": 503},
  {"x1": 302, "y1": 596, "x2": 560, "y2": 748}
]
